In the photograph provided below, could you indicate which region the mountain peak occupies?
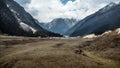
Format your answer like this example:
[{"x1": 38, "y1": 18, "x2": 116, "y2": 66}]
[
  {"x1": 108, "y1": 2, "x2": 116, "y2": 7},
  {"x1": 67, "y1": 2, "x2": 120, "y2": 37},
  {"x1": 99, "y1": 2, "x2": 117, "y2": 13}
]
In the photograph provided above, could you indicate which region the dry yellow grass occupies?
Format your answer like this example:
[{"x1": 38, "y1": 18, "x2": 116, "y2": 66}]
[{"x1": 0, "y1": 35, "x2": 119, "y2": 68}]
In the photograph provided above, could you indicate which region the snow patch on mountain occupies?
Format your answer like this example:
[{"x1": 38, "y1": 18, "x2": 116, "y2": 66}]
[
  {"x1": 20, "y1": 22, "x2": 37, "y2": 34},
  {"x1": 38, "y1": 18, "x2": 77, "y2": 35}
]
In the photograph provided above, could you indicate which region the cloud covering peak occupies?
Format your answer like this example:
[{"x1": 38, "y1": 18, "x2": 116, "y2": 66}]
[{"x1": 15, "y1": 0, "x2": 119, "y2": 22}]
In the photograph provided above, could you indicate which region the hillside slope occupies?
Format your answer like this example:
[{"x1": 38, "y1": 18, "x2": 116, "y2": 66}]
[
  {"x1": 66, "y1": 2, "x2": 120, "y2": 37},
  {"x1": 0, "y1": 0, "x2": 61, "y2": 37},
  {"x1": 82, "y1": 30, "x2": 120, "y2": 65}
]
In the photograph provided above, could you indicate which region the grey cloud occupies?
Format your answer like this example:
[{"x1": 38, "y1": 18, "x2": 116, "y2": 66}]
[{"x1": 14, "y1": 0, "x2": 120, "y2": 22}]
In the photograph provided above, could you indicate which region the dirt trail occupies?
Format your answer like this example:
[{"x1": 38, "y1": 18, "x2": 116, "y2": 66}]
[{"x1": 84, "y1": 51, "x2": 119, "y2": 68}]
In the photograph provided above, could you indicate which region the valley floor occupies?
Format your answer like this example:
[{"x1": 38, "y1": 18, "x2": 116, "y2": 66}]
[{"x1": 0, "y1": 35, "x2": 119, "y2": 68}]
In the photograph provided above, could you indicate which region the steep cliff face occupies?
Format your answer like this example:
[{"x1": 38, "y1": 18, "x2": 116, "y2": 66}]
[
  {"x1": 67, "y1": 2, "x2": 120, "y2": 37},
  {"x1": 0, "y1": 0, "x2": 61, "y2": 37}
]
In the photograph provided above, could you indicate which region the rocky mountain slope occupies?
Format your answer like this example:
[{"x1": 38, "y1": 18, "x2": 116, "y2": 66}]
[
  {"x1": 38, "y1": 18, "x2": 77, "y2": 35},
  {"x1": 66, "y1": 2, "x2": 120, "y2": 37},
  {"x1": 0, "y1": 0, "x2": 61, "y2": 37},
  {"x1": 0, "y1": 30, "x2": 2, "y2": 34}
]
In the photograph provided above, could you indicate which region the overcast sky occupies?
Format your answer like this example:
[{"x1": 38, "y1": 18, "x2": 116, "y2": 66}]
[{"x1": 15, "y1": 0, "x2": 120, "y2": 22}]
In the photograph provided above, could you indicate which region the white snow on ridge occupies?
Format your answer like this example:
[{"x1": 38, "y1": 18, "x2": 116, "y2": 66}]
[
  {"x1": 8, "y1": 6, "x2": 21, "y2": 22},
  {"x1": 7, "y1": 3, "x2": 37, "y2": 34},
  {"x1": 7, "y1": 4, "x2": 10, "y2": 8},
  {"x1": 20, "y1": 22, "x2": 37, "y2": 34}
]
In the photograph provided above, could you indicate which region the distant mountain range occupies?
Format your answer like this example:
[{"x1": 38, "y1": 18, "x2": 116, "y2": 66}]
[
  {"x1": 37, "y1": 18, "x2": 77, "y2": 35},
  {"x1": 0, "y1": 0, "x2": 61, "y2": 37},
  {"x1": 66, "y1": 2, "x2": 120, "y2": 37},
  {"x1": 1, "y1": 0, "x2": 120, "y2": 37}
]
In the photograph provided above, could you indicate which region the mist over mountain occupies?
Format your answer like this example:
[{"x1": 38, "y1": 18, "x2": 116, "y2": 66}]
[
  {"x1": 37, "y1": 18, "x2": 77, "y2": 35},
  {"x1": 66, "y1": 2, "x2": 120, "y2": 37},
  {"x1": 0, "y1": 0, "x2": 61, "y2": 37}
]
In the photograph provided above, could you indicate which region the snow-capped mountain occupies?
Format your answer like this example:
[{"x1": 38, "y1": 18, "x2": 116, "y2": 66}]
[
  {"x1": 0, "y1": 0, "x2": 61, "y2": 37},
  {"x1": 38, "y1": 18, "x2": 77, "y2": 35},
  {"x1": 66, "y1": 2, "x2": 120, "y2": 37}
]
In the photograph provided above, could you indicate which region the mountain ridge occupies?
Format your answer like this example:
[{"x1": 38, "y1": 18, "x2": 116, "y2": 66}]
[
  {"x1": 38, "y1": 18, "x2": 77, "y2": 35},
  {"x1": 0, "y1": 0, "x2": 62, "y2": 37},
  {"x1": 66, "y1": 2, "x2": 120, "y2": 37}
]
